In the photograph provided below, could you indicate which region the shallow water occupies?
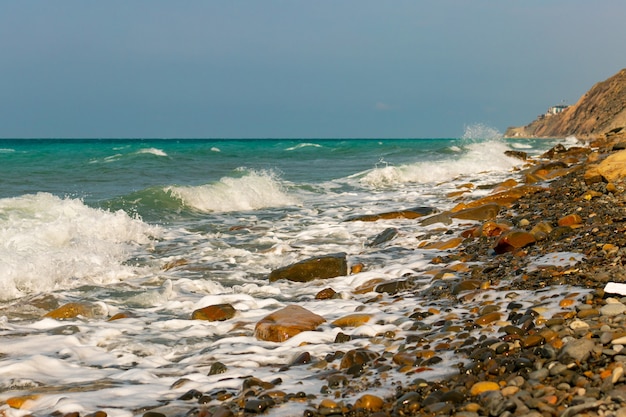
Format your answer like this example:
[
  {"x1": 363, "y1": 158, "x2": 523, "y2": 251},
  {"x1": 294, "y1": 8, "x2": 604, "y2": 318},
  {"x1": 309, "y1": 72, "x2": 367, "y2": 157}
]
[{"x1": 0, "y1": 134, "x2": 587, "y2": 415}]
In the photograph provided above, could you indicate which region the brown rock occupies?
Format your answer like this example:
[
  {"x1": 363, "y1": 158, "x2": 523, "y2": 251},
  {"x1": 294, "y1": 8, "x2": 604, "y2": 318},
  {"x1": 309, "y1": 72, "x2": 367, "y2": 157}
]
[
  {"x1": 192, "y1": 303, "x2": 236, "y2": 321},
  {"x1": 393, "y1": 351, "x2": 417, "y2": 366},
  {"x1": 451, "y1": 203, "x2": 501, "y2": 221},
  {"x1": 108, "y1": 311, "x2": 136, "y2": 321},
  {"x1": 374, "y1": 278, "x2": 414, "y2": 295},
  {"x1": 315, "y1": 287, "x2": 337, "y2": 300},
  {"x1": 451, "y1": 185, "x2": 545, "y2": 212},
  {"x1": 269, "y1": 253, "x2": 348, "y2": 283},
  {"x1": 44, "y1": 302, "x2": 102, "y2": 320},
  {"x1": 470, "y1": 381, "x2": 500, "y2": 396},
  {"x1": 353, "y1": 278, "x2": 386, "y2": 294},
  {"x1": 350, "y1": 263, "x2": 364, "y2": 274},
  {"x1": 522, "y1": 334, "x2": 545, "y2": 348},
  {"x1": 558, "y1": 214, "x2": 583, "y2": 227},
  {"x1": 419, "y1": 212, "x2": 453, "y2": 226},
  {"x1": 524, "y1": 161, "x2": 572, "y2": 183},
  {"x1": 452, "y1": 280, "x2": 482, "y2": 295},
  {"x1": 331, "y1": 313, "x2": 371, "y2": 328},
  {"x1": 493, "y1": 231, "x2": 536, "y2": 254},
  {"x1": 346, "y1": 206, "x2": 436, "y2": 222},
  {"x1": 584, "y1": 166, "x2": 605, "y2": 185},
  {"x1": 340, "y1": 348, "x2": 379, "y2": 369},
  {"x1": 475, "y1": 221, "x2": 510, "y2": 237},
  {"x1": 5, "y1": 394, "x2": 39, "y2": 409},
  {"x1": 419, "y1": 237, "x2": 464, "y2": 250},
  {"x1": 504, "y1": 151, "x2": 528, "y2": 161},
  {"x1": 530, "y1": 222, "x2": 553, "y2": 240},
  {"x1": 474, "y1": 311, "x2": 502, "y2": 326},
  {"x1": 353, "y1": 394, "x2": 384, "y2": 412},
  {"x1": 593, "y1": 149, "x2": 626, "y2": 182},
  {"x1": 254, "y1": 305, "x2": 325, "y2": 342}
]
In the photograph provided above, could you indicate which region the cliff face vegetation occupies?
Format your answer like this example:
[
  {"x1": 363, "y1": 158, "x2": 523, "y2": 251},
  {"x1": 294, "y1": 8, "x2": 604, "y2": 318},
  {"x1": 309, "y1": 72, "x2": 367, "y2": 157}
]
[{"x1": 505, "y1": 68, "x2": 626, "y2": 139}]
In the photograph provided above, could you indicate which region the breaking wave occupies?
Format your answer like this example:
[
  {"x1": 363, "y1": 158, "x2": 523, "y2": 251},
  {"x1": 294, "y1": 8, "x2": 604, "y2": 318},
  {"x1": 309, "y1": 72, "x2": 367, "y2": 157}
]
[
  {"x1": 166, "y1": 170, "x2": 300, "y2": 213},
  {"x1": 0, "y1": 193, "x2": 160, "y2": 300}
]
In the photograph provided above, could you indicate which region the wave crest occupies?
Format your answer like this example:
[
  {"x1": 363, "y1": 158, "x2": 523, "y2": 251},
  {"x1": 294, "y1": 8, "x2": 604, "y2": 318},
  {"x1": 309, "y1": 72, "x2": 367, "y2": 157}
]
[
  {"x1": 166, "y1": 170, "x2": 299, "y2": 213},
  {"x1": 360, "y1": 139, "x2": 521, "y2": 188},
  {"x1": 0, "y1": 193, "x2": 160, "y2": 300},
  {"x1": 285, "y1": 143, "x2": 322, "y2": 151},
  {"x1": 137, "y1": 147, "x2": 168, "y2": 157}
]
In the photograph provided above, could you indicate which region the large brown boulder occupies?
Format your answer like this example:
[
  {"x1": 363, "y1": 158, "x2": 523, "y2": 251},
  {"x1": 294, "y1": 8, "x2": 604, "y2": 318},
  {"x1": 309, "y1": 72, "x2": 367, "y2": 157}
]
[
  {"x1": 269, "y1": 253, "x2": 348, "y2": 283},
  {"x1": 585, "y1": 149, "x2": 626, "y2": 182},
  {"x1": 254, "y1": 305, "x2": 326, "y2": 342}
]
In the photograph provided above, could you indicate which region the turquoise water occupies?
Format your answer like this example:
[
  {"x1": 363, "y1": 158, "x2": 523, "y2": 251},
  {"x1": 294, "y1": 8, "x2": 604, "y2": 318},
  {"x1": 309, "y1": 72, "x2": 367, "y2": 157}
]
[
  {"x1": 0, "y1": 138, "x2": 461, "y2": 201},
  {"x1": 0, "y1": 134, "x2": 575, "y2": 416}
]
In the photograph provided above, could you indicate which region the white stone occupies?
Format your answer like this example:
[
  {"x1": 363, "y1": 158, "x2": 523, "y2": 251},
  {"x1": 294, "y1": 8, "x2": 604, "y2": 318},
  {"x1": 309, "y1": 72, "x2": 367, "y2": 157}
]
[
  {"x1": 611, "y1": 336, "x2": 626, "y2": 345},
  {"x1": 600, "y1": 302, "x2": 626, "y2": 317},
  {"x1": 605, "y1": 282, "x2": 626, "y2": 296},
  {"x1": 569, "y1": 319, "x2": 590, "y2": 331}
]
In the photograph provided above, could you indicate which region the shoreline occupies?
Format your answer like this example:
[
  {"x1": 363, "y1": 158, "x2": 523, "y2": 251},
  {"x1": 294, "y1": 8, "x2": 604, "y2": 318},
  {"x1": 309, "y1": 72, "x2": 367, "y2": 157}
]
[
  {"x1": 151, "y1": 137, "x2": 626, "y2": 416},
  {"x1": 4, "y1": 136, "x2": 626, "y2": 417}
]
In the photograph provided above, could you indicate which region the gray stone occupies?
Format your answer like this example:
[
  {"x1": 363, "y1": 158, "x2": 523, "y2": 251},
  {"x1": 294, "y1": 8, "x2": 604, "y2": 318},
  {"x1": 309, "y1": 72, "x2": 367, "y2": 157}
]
[
  {"x1": 601, "y1": 302, "x2": 626, "y2": 317},
  {"x1": 558, "y1": 338, "x2": 596, "y2": 363}
]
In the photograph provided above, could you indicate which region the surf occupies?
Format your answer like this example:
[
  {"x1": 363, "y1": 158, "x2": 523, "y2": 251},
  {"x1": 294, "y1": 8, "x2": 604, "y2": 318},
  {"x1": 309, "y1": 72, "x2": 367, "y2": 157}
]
[
  {"x1": 165, "y1": 169, "x2": 300, "y2": 213},
  {"x1": 0, "y1": 193, "x2": 160, "y2": 301}
]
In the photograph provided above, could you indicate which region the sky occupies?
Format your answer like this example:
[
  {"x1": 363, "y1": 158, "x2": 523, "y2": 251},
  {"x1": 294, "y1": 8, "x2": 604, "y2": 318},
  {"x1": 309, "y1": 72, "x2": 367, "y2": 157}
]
[{"x1": 1, "y1": 1, "x2": 625, "y2": 139}]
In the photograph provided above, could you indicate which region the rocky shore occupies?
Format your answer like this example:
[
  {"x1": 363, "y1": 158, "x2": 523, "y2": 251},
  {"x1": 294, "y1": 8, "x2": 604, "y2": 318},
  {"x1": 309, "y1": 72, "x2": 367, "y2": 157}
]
[
  {"x1": 118, "y1": 138, "x2": 626, "y2": 417},
  {"x1": 7, "y1": 137, "x2": 626, "y2": 417}
]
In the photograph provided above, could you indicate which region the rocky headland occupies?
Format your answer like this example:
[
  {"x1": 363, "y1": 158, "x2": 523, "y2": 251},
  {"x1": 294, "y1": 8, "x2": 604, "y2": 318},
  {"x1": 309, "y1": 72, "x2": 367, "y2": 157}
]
[{"x1": 505, "y1": 68, "x2": 626, "y2": 141}]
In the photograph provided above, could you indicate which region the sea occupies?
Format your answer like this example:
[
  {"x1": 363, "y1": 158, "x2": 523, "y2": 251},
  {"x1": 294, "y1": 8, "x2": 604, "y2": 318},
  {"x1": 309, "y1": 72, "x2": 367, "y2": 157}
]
[{"x1": 0, "y1": 127, "x2": 586, "y2": 416}]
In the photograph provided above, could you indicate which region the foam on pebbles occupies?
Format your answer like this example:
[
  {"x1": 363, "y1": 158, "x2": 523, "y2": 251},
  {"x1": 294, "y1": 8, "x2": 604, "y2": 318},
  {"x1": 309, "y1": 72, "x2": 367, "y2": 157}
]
[{"x1": 7, "y1": 142, "x2": 626, "y2": 416}]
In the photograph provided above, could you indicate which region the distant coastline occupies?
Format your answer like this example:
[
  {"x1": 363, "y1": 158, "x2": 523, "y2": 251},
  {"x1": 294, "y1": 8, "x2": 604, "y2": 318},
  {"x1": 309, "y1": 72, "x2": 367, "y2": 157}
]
[{"x1": 505, "y1": 68, "x2": 626, "y2": 141}]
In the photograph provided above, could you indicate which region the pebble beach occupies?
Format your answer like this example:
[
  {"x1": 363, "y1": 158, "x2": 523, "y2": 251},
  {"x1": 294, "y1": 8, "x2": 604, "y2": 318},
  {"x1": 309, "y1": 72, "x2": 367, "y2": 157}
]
[
  {"x1": 2, "y1": 135, "x2": 626, "y2": 417},
  {"x1": 178, "y1": 136, "x2": 626, "y2": 417}
]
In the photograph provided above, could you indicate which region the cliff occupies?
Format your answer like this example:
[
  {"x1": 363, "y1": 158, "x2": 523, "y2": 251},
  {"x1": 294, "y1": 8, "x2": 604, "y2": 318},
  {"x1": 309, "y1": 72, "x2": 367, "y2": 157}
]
[{"x1": 505, "y1": 68, "x2": 626, "y2": 139}]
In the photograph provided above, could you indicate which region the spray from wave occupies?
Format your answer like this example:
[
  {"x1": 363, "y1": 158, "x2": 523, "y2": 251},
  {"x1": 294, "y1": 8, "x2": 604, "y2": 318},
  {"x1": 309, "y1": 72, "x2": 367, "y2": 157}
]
[
  {"x1": 0, "y1": 193, "x2": 160, "y2": 300},
  {"x1": 359, "y1": 124, "x2": 521, "y2": 188},
  {"x1": 461, "y1": 123, "x2": 503, "y2": 141}
]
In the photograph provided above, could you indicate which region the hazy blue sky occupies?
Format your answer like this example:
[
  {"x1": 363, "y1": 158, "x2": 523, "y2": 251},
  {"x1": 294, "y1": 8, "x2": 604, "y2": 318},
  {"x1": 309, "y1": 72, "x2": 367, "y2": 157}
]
[{"x1": 1, "y1": 1, "x2": 625, "y2": 138}]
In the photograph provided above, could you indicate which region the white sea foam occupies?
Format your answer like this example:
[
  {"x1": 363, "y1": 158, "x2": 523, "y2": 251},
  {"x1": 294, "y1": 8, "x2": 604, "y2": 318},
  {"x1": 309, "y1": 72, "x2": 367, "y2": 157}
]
[
  {"x1": 210, "y1": 147, "x2": 221, "y2": 152},
  {"x1": 0, "y1": 148, "x2": 16, "y2": 153},
  {"x1": 359, "y1": 139, "x2": 521, "y2": 188},
  {"x1": 0, "y1": 193, "x2": 160, "y2": 300},
  {"x1": 510, "y1": 142, "x2": 533, "y2": 149},
  {"x1": 137, "y1": 147, "x2": 168, "y2": 157},
  {"x1": 0, "y1": 138, "x2": 589, "y2": 417},
  {"x1": 527, "y1": 251, "x2": 585, "y2": 272},
  {"x1": 166, "y1": 170, "x2": 300, "y2": 213},
  {"x1": 285, "y1": 143, "x2": 322, "y2": 151}
]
